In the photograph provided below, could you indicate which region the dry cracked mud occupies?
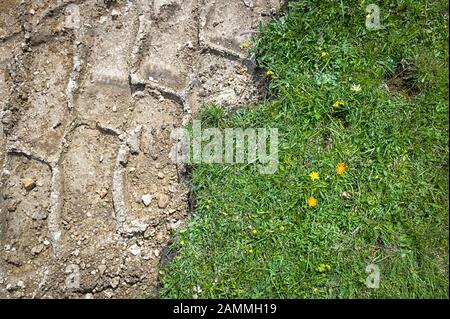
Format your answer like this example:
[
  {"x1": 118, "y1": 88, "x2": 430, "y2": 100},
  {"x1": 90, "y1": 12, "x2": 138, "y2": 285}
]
[{"x1": 0, "y1": 0, "x2": 283, "y2": 298}]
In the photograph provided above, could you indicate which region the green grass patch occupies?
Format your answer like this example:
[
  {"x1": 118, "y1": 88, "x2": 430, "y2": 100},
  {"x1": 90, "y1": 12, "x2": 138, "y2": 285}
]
[{"x1": 160, "y1": 0, "x2": 449, "y2": 298}]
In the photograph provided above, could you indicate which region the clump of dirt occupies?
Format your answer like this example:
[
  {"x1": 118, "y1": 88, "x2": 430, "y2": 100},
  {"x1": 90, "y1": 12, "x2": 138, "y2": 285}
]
[{"x1": 385, "y1": 59, "x2": 420, "y2": 96}]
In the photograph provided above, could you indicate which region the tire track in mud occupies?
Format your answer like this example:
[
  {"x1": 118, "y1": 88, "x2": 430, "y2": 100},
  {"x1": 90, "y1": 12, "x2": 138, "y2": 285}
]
[{"x1": 0, "y1": 0, "x2": 283, "y2": 298}]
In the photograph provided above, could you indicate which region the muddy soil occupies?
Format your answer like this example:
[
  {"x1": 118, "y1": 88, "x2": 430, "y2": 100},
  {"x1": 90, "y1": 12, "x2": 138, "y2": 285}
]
[{"x1": 0, "y1": 0, "x2": 282, "y2": 298}]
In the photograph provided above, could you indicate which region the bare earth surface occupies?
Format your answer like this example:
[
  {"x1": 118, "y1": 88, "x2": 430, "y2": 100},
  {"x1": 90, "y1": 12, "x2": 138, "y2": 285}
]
[{"x1": 0, "y1": 0, "x2": 282, "y2": 298}]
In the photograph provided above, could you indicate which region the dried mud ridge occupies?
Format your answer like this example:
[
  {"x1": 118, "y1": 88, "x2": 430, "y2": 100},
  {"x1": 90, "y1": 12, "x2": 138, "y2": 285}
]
[{"x1": 0, "y1": 0, "x2": 284, "y2": 298}]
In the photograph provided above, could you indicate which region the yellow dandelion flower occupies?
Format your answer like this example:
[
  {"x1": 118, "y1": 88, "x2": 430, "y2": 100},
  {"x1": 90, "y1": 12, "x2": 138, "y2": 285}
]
[
  {"x1": 321, "y1": 51, "x2": 329, "y2": 57},
  {"x1": 252, "y1": 229, "x2": 257, "y2": 235},
  {"x1": 280, "y1": 226, "x2": 285, "y2": 231},
  {"x1": 248, "y1": 249, "x2": 253, "y2": 254},
  {"x1": 240, "y1": 42, "x2": 250, "y2": 49},
  {"x1": 309, "y1": 171, "x2": 320, "y2": 181},
  {"x1": 336, "y1": 162, "x2": 348, "y2": 175},
  {"x1": 333, "y1": 100, "x2": 344, "y2": 108},
  {"x1": 266, "y1": 70, "x2": 274, "y2": 76},
  {"x1": 317, "y1": 264, "x2": 326, "y2": 273},
  {"x1": 317, "y1": 263, "x2": 332, "y2": 273},
  {"x1": 350, "y1": 83, "x2": 362, "y2": 92},
  {"x1": 307, "y1": 196, "x2": 318, "y2": 208}
]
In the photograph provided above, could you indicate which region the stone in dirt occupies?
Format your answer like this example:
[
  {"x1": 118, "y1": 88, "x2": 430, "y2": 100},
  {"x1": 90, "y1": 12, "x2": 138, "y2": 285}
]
[
  {"x1": 128, "y1": 244, "x2": 141, "y2": 256},
  {"x1": 110, "y1": 277, "x2": 120, "y2": 289},
  {"x1": 99, "y1": 188, "x2": 108, "y2": 198},
  {"x1": 6, "y1": 281, "x2": 25, "y2": 292},
  {"x1": 21, "y1": 178, "x2": 36, "y2": 191},
  {"x1": 156, "y1": 232, "x2": 165, "y2": 244},
  {"x1": 31, "y1": 244, "x2": 45, "y2": 256},
  {"x1": 122, "y1": 220, "x2": 149, "y2": 237},
  {"x1": 142, "y1": 194, "x2": 152, "y2": 206},
  {"x1": 158, "y1": 194, "x2": 170, "y2": 209},
  {"x1": 98, "y1": 265, "x2": 107, "y2": 275},
  {"x1": 111, "y1": 9, "x2": 120, "y2": 20}
]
